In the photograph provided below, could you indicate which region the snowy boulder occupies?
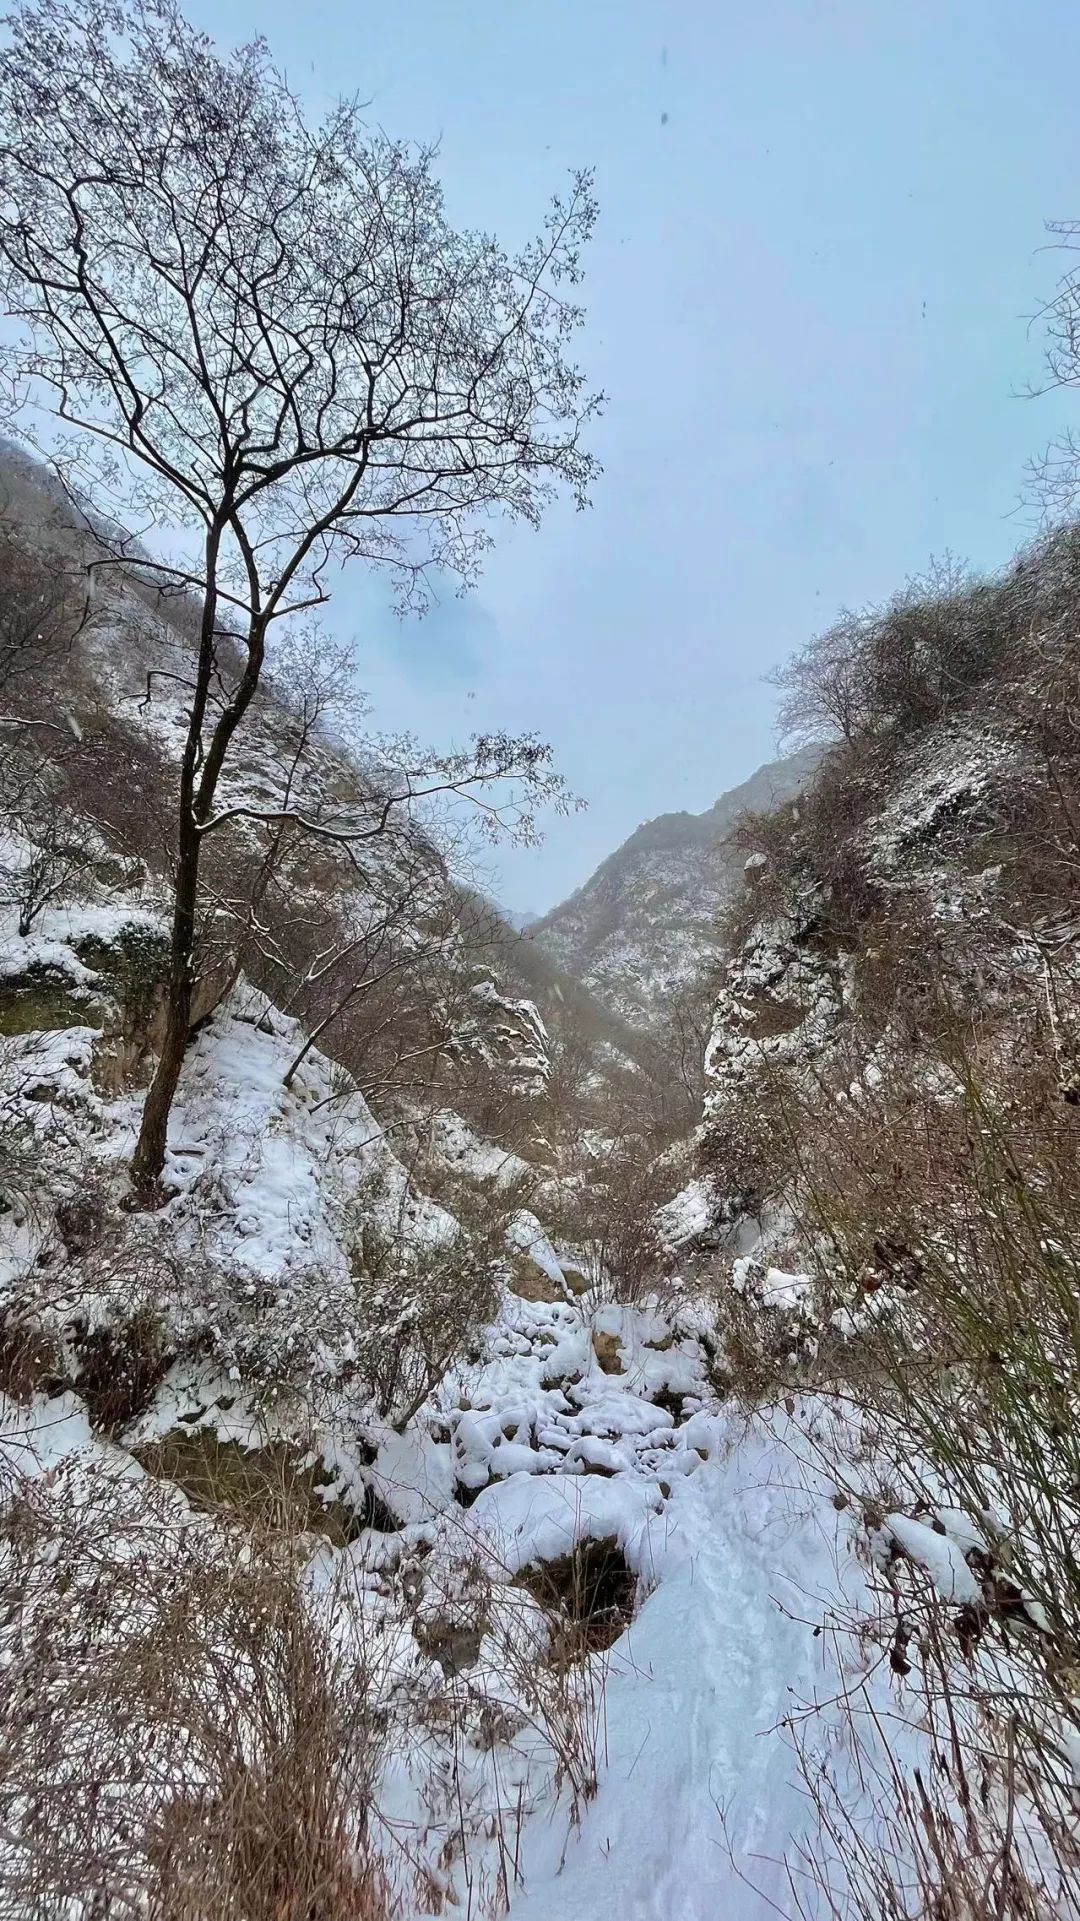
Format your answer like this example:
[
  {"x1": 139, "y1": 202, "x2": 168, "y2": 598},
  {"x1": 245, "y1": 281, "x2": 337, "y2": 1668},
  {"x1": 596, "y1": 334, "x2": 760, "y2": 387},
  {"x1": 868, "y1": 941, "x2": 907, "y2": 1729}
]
[
  {"x1": 471, "y1": 1469, "x2": 661, "y2": 1583},
  {"x1": 462, "y1": 976, "x2": 551, "y2": 1097},
  {"x1": 655, "y1": 1175, "x2": 726, "y2": 1252},
  {"x1": 367, "y1": 1422, "x2": 456, "y2": 1528},
  {"x1": 505, "y1": 1211, "x2": 569, "y2": 1304},
  {"x1": 557, "y1": 1257, "x2": 590, "y2": 1297},
  {"x1": 870, "y1": 1512, "x2": 983, "y2": 1606},
  {"x1": 732, "y1": 1256, "x2": 815, "y2": 1318},
  {"x1": 0, "y1": 905, "x2": 228, "y2": 1089}
]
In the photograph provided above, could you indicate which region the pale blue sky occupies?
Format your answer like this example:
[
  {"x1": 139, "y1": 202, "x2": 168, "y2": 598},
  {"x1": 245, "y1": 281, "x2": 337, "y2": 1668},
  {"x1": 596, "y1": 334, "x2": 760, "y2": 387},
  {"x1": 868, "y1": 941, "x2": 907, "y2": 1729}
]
[{"x1": 189, "y1": 0, "x2": 1080, "y2": 913}]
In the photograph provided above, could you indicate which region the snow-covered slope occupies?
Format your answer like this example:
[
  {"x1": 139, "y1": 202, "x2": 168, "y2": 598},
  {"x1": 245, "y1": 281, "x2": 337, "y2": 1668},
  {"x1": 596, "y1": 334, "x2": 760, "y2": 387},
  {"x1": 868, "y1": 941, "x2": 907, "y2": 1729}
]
[
  {"x1": 8, "y1": 456, "x2": 1078, "y2": 1919},
  {"x1": 689, "y1": 518, "x2": 1080, "y2": 1272},
  {"x1": 0, "y1": 893, "x2": 889, "y2": 1918},
  {"x1": 0, "y1": 938, "x2": 955, "y2": 1919},
  {"x1": 0, "y1": 449, "x2": 565, "y2": 1142},
  {"x1": 530, "y1": 747, "x2": 822, "y2": 1030}
]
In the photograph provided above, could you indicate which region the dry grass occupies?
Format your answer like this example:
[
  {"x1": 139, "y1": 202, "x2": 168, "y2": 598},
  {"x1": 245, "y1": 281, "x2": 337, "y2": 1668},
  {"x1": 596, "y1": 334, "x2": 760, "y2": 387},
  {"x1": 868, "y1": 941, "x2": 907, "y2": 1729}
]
[
  {"x1": 708, "y1": 538, "x2": 1080, "y2": 1904},
  {"x1": 715, "y1": 985, "x2": 1080, "y2": 1913},
  {"x1": 777, "y1": 1562, "x2": 1080, "y2": 1921},
  {"x1": 0, "y1": 1455, "x2": 396, "y2": 1920},
  {"x1": 343, "y1": 1188, "x2": 507, "y2": 1433}
]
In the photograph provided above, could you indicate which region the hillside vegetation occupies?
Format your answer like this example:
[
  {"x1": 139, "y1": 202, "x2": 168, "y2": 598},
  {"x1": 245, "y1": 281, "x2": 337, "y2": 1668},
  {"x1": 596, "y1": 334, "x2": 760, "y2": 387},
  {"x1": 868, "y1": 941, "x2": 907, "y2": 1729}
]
[
  {"x1": 3, "y1": 0, "x2": 1080, "y2": 1916},
  {"x1": 691, "y1": 520, "x2": 1080, "y2": 1918}
]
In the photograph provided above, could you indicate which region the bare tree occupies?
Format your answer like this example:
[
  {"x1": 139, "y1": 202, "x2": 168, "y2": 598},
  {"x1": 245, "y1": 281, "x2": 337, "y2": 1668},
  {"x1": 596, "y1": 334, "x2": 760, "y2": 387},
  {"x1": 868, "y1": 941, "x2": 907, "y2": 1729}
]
[
  {"x1": 659, "y1": 972, "x2": 713, "y2": 1123},
  {"x1": 0, "y1": 525, "x2": 93, "y2": 715},
  {"x1": 0, "y1": 0, "x2": 599, "y2": 1191},
  {"x1": 2, "y1": 789, "x2": 92, "y2": 936},
  {"x1": 0, "y1": 523, "x2": 101, "y2": 936},
  {"x1": 1025, "y1": 219, "x2": 1080, "y2": 521},
  {"x1": 278, "y1": 852, "x2": 446, "y2": 1093},
  {"x1": 772, "y1": 556, "x2": 981, "y2": 754},
  {"x1": 770, "y1": 609, "x2": 870, "y2": 751}
]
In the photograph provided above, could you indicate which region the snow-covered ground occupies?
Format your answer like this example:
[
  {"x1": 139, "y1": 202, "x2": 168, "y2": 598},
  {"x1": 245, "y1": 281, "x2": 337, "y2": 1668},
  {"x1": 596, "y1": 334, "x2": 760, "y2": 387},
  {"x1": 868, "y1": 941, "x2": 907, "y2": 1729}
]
[
  {"x1": 0, "y1": 937, "x2": 881, "y2": 1916},
  {"x1": 2, "y1": 916, "x2": 1075, "y2": 1915},
  {"x1": 2, "y1": 1370, "x2": 879, "y2": 1918},
  {"x1": 13, "y1": 1330, "x2": 1058, "y2": 1920},
  {"x1": 506, "y1": 1407, "x2": 866, "y2": 1921}
]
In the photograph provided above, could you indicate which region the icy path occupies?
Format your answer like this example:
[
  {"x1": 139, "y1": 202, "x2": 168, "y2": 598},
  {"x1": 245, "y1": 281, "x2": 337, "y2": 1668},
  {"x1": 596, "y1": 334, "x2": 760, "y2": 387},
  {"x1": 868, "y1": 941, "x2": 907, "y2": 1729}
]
[{"x1": 511, "y1": 1412, "x2": 867, "y2": 1921}]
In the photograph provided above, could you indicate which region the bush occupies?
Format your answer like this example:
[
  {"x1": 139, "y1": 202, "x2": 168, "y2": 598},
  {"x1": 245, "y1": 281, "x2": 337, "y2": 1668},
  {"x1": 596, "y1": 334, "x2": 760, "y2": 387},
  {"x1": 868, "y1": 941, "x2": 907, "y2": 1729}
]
[
  {"x1": 544, "y1": 1130, "x2": 671, "y2": 1303},
  {"x1": 708, "y1": 987, "x2": 1080, "y2": 1913},
  {"x1": 0, "y1": 520, "x2": 92, "y2": 707},
  {"x1": 70, "y1": 1304, "x2": 170, "y2": 1434},
  {"x1": 0, "y1": 1468, "x2": 392, "y2": 1920},
  {"x1": 345, "y1": 1189, "x2": 507, "y2": 1430},
  {"x1": 771, "y1": 553, "x2": 1018, "y2": 754},
  {"x1": 0, "y1": 1308, "x2": 62, "y2": 1402}
]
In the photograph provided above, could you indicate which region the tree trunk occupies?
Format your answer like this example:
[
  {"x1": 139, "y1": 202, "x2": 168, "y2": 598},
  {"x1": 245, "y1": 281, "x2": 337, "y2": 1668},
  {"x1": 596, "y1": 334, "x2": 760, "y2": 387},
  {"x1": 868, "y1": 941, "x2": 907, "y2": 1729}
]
[
  {"x1": 130, "y1": 530, "x2": 223, "y2": 1195},
  {"x1": 130, "y1": 810, "x2": 199, "y2": 1192}
]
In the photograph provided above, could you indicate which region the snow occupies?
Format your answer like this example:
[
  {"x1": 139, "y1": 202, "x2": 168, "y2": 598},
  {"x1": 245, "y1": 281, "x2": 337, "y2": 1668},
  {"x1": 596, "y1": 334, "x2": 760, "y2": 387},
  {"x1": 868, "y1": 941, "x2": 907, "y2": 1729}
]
[
  {"x1": 875, "y1": 1513, "x2": 983, "y2": 1606},
  {"x1": 418, "y1": 1105, "x2": 533, "y2": 1187},
  {"x1": 930, "y1": 1505, "x2": 994, "y2": 1554},
  {"x1": 0, "y1": 935, "x2": 97, "y2": 986},
  {"x1": 0, "y1": 901, "x2": 166, "y2": 981},
  {"x1": 506, "y1": 1208, "x2": 568, "y2": 1288},
  {"x1": 508, "y1": 1408, "x2": 871, "y2": 1921},
  {"x1": 865, "y1": 722, "x2": 1005, "y2": 874},
  {"x1": 2, "y1": 1281, "x2": 1069, "y2": 1919},
  {"x1": 733, "y1": 1256, "x2": 815, "y2": 1316},
  {"x1": 368, "y1": 1422, "x2": 456, "y2": 1527},
  {"x1": 169, "y1": 993, "x2": 451, "y2": 1263},
  {"x1": 0, "y1": 1389, "x2": 110, "y2": 1481},
  {"x1": 762, "y1": 1265, "x2": 813, "y2": 1309},
  {"x1": 656, "y1": 1175, "x2": 722, "y2": 1249},
  {"x1": 2, "y1": 752, "x2": 1070, "y2": 1916},
  {"x1": 467, "y1": 977, "x2": 550, "y2": 1090},
  {"x1": 472, "y1": 1470, "x2": 662, "y2": 1578},
  {"x1": 27, "y1": 902, "x2": 165, "y2": 947}
]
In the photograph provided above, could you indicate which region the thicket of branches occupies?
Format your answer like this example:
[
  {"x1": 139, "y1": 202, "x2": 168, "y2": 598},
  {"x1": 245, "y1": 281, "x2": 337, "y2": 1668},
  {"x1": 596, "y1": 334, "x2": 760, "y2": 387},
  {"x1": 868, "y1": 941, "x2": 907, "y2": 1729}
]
[
  {"x1": 0, "y1": 0, "x2": 599, "y2": 1190},
  {"x1": 767, "y1": 526, "x2": 1080, "y2": 759}
]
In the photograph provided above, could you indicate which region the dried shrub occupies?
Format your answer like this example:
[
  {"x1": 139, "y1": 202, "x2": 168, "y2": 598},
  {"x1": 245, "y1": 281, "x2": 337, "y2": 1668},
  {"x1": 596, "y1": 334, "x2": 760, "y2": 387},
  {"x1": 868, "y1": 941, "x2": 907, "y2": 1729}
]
[
  {"x1": 0, "y1": 1308, "x2": 62, "y2": 1402},
  {"x1": 543, "y1": 1130, "x2": 671, "y2": 1304},
  {"x1": 772, "y1": 553, "x2": 1017, "y2": 755},
  {"x1": 0, "y1": 518, "x2": 93, "y2": 707},
  {"x1": 69, "y1": 1303, "x2": 170, "y2": 1434},
  {"x1": 346, "y1": 1204, "x2": 504, "y2": 1431},
  {"x1": 135, "y1": 1431, "x2": 384, "y2": 1546},
  {"x1": 54, "y1": 1181, "x2": 113, "y2": 1258},
  {"x1": 517, "y1": 1536, "x2": 637, "y2": 1658},
  {"x1": 782, "y1": 1587, "x2": 1080, "y2": 1921},
  {"x1": 408, "y1": 1532, "x2": 611, "y2": 1833},
  {"x1": 697, "y1": 1048, "x2": 800, "y2": 1213},
  {"x1": 0, "y1": 1464, "x2": 393, "y2": 1920}
]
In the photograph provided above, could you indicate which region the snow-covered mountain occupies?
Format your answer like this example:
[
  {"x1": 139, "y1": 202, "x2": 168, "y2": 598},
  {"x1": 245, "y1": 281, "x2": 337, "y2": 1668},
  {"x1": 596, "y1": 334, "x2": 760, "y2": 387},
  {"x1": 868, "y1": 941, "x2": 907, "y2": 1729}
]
[
  {"x1": 0, "y1": 454, "x2": 890, "y2": 1915},
  {"x1": 4, "y1": 449, "x2": 1078, "y2": 1918},
  {"x1": 697, "y1": 526, "x2": 1080, "y2": 1244},
  {"x1": 528, "y1": 745, "x2": 823, "y2": 1029}
]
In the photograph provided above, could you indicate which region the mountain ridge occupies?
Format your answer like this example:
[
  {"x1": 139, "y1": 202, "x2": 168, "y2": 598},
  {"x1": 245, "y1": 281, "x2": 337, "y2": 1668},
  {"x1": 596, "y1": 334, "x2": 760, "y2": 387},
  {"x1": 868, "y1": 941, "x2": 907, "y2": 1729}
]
[{"x1": 527, "y1": 743, "x2": 823, "y2": 1028}]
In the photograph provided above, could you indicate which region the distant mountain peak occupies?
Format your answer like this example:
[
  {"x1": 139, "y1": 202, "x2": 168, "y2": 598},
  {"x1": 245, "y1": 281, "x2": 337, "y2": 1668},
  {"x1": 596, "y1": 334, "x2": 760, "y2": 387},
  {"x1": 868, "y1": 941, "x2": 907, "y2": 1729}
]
[
  {"x1": 529, "y1": 745, "x2": 823, "y2": 1028},
  {"x1": 500, "y1": 906, "x2": 541, "y2": 933}
]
